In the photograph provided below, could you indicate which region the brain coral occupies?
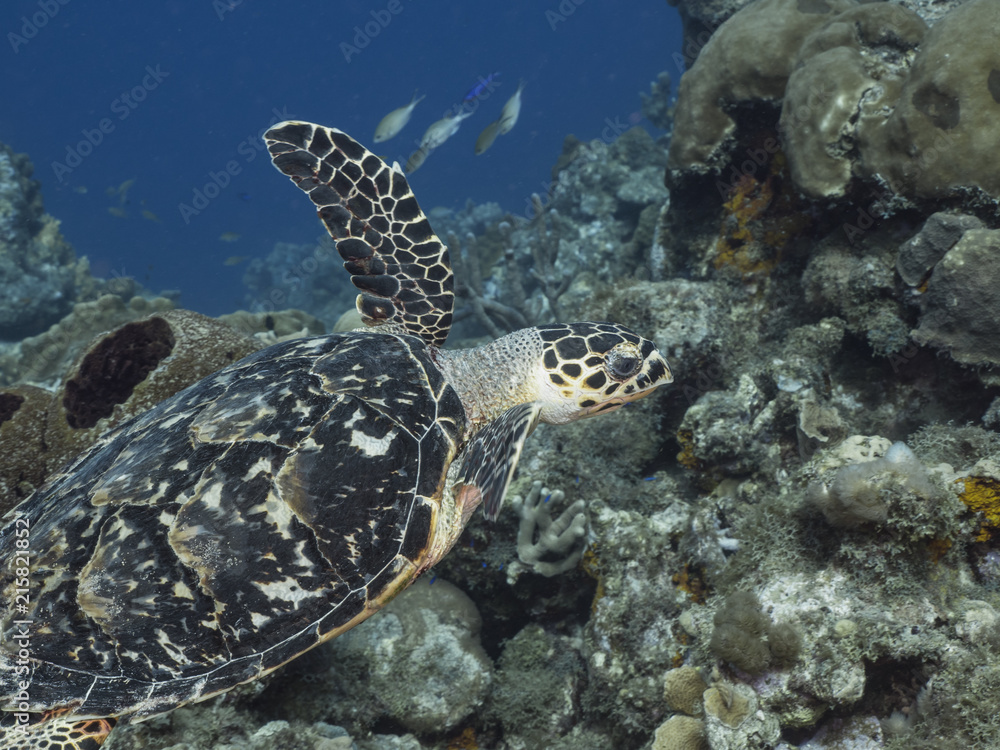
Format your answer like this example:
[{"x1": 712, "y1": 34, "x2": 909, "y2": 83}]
[
  {"x1": 859, "y1": 0, "x2": 1000, "y2": 200},
  {"x1": 667, "y1": 0, "x2": 858, "y2": 173},
  {"x1": 669, "y1": 0, "x2": 1000, "y2": 204}
]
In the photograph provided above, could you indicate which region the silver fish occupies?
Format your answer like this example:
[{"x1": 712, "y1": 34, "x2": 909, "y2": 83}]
[
  {"x1": 374, "y1": 90, "x2": 426, "y2": 143},
  {"x1": 498, "y1": 79, "x2": 526, "y2": 135},
  {"x1": 419, "y1": 110, "x2": 473, "y2": 150}
]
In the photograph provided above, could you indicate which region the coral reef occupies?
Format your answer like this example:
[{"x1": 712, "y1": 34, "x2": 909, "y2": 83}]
[
  {"x1": 641, "y1": 71, "x2": 675, "y2": 131},
  {"x1": 912, "y1": 227, "x2": 1000, "y2": 366},
  {"x1": 0, "y1": 384, "x2": 51, "y2": 508},
  {"x1": 261, "y1": 578, "x2": 493, "y2": 737},
  {"x1": 8, "y1": 27, "x2": 1000, "y2": 749},
  {"x1": 663, "y1": 666, "x2": 707, "y2": 716},
  {"x1": 242, "y1": 239, "x2": 354, "y2": 330},
  {"x1": 0, "y1": 142, "x2": 86, "y2": 338},
  {"x1": 668, "y1": 0, "x2": 858, "y2": 174},
  {"x1": 652, "y1": 714, "x2": 708, "y2": 750},
  {"x1": 508, "y1": 480, "x2": 588, "y2": 579},
  {"x1": 896, "y1": 211, "x2": 982, "y2": 286},
  {"x1": 860, "y1": 0, "x2": 1000, "y2": 201},
  {"x1": 0, "y1": 308, "x2": 261, "y2": 516},
  {"x1": 0, "y1": 294, "x2": 175, "y2": 387},
  {"x1": 669, "y1": 0, "x2": 1000, "y2": 214},
  {"x1": 445, "y1": 127, "x2": 670, "y2": 340},
  {"x1": 486, "y1": 624, "x2": 590, "y2": 749}
]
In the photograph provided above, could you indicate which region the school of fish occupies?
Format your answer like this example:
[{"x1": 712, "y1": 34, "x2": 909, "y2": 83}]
[{"x1": 371, "y1": 74, "x2": 527, "y2": 173}]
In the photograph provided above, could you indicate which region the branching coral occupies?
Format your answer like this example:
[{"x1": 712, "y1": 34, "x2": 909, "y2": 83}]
[
  {"x1": 509, "y1": 480, "x2": 588, "y2": 577},
  {"x1": 449, "y1": 231, "x2": 529, "y2": 338},
  {"x1": 527, "y1": 194, "x2": 574, "y2": 316}
]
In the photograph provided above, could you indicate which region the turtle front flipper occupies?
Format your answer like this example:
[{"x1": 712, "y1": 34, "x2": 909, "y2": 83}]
[
  {"x1": 457, "y1": 403, "x2": 543, "y2": 521},
  {"x1": 264, "y1": 121, "x2": 454, "y2": 347},
  {"x1": 0, "y1": 711, "x2": 115, "y2": 750}
]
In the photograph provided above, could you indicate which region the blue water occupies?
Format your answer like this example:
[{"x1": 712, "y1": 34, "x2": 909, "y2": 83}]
[{"x1": 3, "y1": 0, "x2": 681, "y2": 317}]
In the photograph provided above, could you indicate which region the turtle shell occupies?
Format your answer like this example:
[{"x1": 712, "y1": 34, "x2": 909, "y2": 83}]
[{"x1": 0, "y1": 330, "x2": 466, "y2": 720}]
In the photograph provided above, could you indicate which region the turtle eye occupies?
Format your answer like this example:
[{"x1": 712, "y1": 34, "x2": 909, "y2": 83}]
[{"x1": 605, "y1": 344, "x2": 642, "y2": 381}]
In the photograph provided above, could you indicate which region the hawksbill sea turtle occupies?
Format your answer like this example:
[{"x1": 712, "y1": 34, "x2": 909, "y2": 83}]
[{"x1": 0, "y1": 121, "x2": 672, "y2": 749}]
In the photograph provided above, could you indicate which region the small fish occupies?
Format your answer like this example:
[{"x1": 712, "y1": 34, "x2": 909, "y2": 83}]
[
  {"x1": 116, "y1": 178, "x2": 135, "y2": 202},
  {"x1": 141, "y1": 209, "x2": 161, "y2": 223},
  {"x1": 374, "y1": 90, "x2": 426, "y2": 143},
  {"x1": 474, "y1": 120, "x2": 502, "y2": 155},
  {"x1": 498, "y1": 79, "x2": 526, "y2": 135},
  {"x1": 219, "y1": 232, "x2": 241, "y2": 242},
  {"x1": 238, "y1": 191, "x2": 252, "y2": 201},
  {"x1": 224, "y1": 255, "x2": 248, "y2": 266},
  {"x1": 405, "y1": 147, "x2": 430, "y2": 174},
  {"x1": 73, "y1": 185, "x2": 88, "y2": 194},
  {"x1": 419, "y1": 110, "x2": 473, "y2": 151},
  {"x1": 462, "y1": 72, "x2": 500, "y2": 103},
  {"x1": 107, "y1": 206, "x2": 127, "y2": 218}
]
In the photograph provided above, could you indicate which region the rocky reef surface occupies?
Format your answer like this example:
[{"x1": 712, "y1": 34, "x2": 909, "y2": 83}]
[
  {"x1": 3, "y1": 2, "x2": 1000, "y2": 747},
  {"x1": 0, "y1": 142, "x2": 88, "y2": 339}
]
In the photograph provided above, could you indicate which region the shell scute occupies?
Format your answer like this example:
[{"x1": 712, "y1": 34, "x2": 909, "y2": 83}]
[{"x1": 0, "y1": 331, "x2": 465, "y2": 719}]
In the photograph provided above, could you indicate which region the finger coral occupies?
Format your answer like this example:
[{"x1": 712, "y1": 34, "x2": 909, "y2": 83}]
[{"x1": 510, "y1": 480, "x2": 588, "y2": 577}]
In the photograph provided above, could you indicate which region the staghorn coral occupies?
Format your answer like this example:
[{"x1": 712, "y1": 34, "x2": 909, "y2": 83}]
[{"x1": 509, "y1": 480, "x2": 588, "y2": 578}]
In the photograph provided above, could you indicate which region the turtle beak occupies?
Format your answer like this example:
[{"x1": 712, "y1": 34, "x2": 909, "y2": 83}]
[{"x1": 636, "y1": 352, "x2": 673, "y2": 390}]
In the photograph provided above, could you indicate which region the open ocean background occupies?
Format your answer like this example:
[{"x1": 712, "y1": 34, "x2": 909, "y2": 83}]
[{"x1": 2, "y1": 0, "x2": 681, "y2": 317}]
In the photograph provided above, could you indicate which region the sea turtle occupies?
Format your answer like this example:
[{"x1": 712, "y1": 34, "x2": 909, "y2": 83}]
[{"x1": 0, "y1": 121, "x2": 672, "y2": 749}]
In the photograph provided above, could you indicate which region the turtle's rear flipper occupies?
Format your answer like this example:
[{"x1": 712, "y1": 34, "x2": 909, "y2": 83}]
[{"x1": 1, "y1": 711, "x2": 115, "y2": 750}]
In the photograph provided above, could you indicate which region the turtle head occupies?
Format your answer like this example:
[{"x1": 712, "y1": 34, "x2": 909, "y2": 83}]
[{"x1": 534, "y1": 322, "x2": 672, "y2": 425}]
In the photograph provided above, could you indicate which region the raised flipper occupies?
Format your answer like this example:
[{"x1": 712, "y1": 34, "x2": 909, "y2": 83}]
[
  {"x1": 264, "y1": 121, "x2": 454, "y2": 347},
  {"x1": 457, "y1": 403, "x2": 543, "y2": 521}
]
